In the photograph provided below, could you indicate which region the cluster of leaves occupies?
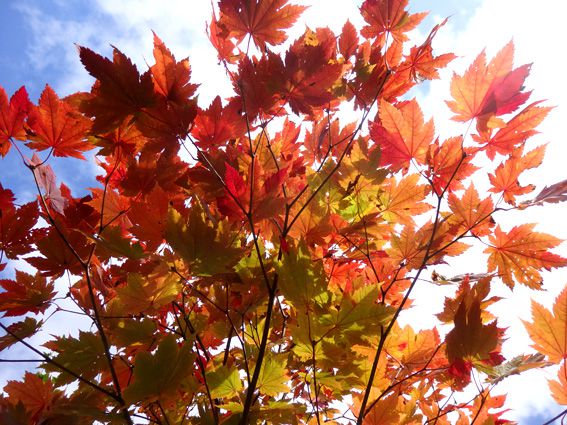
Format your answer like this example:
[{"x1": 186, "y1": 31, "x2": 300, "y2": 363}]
[{"x1": 1, "y1": 0, "x2": 567, "y2": 423}]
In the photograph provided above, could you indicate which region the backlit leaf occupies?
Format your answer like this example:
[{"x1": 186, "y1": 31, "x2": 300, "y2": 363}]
[
  {"x1": 524, "y1": 286, "x2": 567, "y2": 363},
  {"x1": 0, "y1": 86, "x2": 31, "y2": 156},
  {"x1": 26, "y1": 85, "x2": 93, "y2": 159},
  {"x1": 0, "y1": 317, "x2": 42, "y2": 351},
  {"x1": 218, "y1": 0, "x2": 307, "y2": 51},
  {"x1": 0, "y1": 271, "x2": 55, "y2": 317},
  {"x1": 371, "y1": 99, "x2": 433, "y2": 172},
  {"x1": 485, "y1": 224, "x2": 567, "y2": 288},
  {"x1": 4, "y1": 373, "x2": 55, "y2": 422},
  {"x1": 550, "y1": 362, "x2": 567, "y2": 405},
  {"x1": 256, "y1": 354, "x2": 289, "y2": 397},
  {"x1": 207, "y1": 365, "x2": 243, "y2": 399},
  {"x1": 447, "y1": 41, "x2": 530, "y2": 122},
  {"x1": 123, "y1": 334, "x2": 195, "y2": 403}
]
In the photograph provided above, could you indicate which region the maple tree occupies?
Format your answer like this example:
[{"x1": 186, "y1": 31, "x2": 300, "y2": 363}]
[{"x1": 1, "y1": 0, "x2": 567, "y2": 423}]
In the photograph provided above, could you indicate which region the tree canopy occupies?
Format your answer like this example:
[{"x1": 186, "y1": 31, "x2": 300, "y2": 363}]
[{"x1": 1, "y1": 0, "x2": 567, "y2": 423}]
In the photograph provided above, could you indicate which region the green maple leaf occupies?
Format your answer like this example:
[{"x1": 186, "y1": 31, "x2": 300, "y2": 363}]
[
  {"x1": 123, "y1": 334, "x2": 195, "y2": 403},
  {"x1": 277, "y1": 240, "x2": 329, "y2": 308},
  {"x1": 42, "y1": 331, "x2": 106, "y2": 385},
  {"x1": 207, "y1": 365, "x2": 243, "y2": 399},
  {"x1": 166, "y1": 203, "x2": 242, "y2": 276},
  {"x1": 256, "y1": 354, "x2": 289, "y2": 397}
]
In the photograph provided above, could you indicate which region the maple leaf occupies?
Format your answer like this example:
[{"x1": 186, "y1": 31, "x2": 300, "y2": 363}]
[
  {"x1": 277, "y1": 240, "x2": 329, "y2": 308},
  {"x1": 208, "y1": 14, "x2": 240, "y2": 63},
  {"x1": 166, "y1": 203, "x2": 243, "y2": 276},
  {"x1": 426, "y1": 136, "x2": 478, "y2": 194},
  {"x1": 447, "y1": 184, "x2": 495, "y2": 237},
  {"x1": 488, "y1": 144, "x2": 546, "y2": 205},
  {"x1": 522, "y1": 178, "x2": 567, "y2": 208},
  {"x1": 339, "y1": 20, "x2": 359, "y2": 59},
  {"x1": 25, "y1": 85, "x2": 93, "y2": 159},
  {"x1": 4, "y1": 372, "x2": 56, "y2": 422},
  {"x1": 550, "y1": 362, "x2": 567, "y2": 405},
  {"x1": 485, "y1": 224, "x2": 567, "y2": 289},
  {"x1": 218, "y1": 0, "x2": 307, "y2": 51},
  {"x1": 79, "y1": 45, "x2": 155, "y2": 132},
  {"x1": 92, "y1": 117, "x2": 146, "y2": 158},
  {"x1": 436, "y1": 277, "x2": 499, "y2": 324},
  {"x1": 207, "y1": 365, "x2": 243, "y2": 398},
  {"x1": 0, "y1": 183, "x2": 15, "y2": 211},
  {"x1": 359, "y1": 393, "x2": 400, "y2": 424},
  {"x1": 191, "y1": 96, "x2": 246, "y2": 148},
  {"x1": 445, "y1": 298, "x2": 499, "y2": 363},
  {"x1": 447, "y1": 41, "x2": 531, "y2": 123},
  {"x1": 0, "y1": 85, "x2": 31, "y2": 156},
  {"x1": 476, "y1": 101, "x2": 551, "y2": 160},
  {"x1": 42, "y1": 331, "x2": 106, "y2": 385},
  {"x1": 0, "y1": 201, "x2": 41, "y2": 261},
  {"x1": 386, "y1": 325, "x2": 441, "y2": 370},
  {"x1": 123, "y1": 334, "x2": 195, "y2": 403},
  {"x1": 406, "y1": 18, "x2": 456, "y2": 81},
  {"x1": 257, "y1": 354, "x2": 289, "y2": 396},
  {"x1": 0, "y1": 270, "x2": 55, "y2": 317},
  {"x1": 283, "y1": 28, "x2": 345, "y2": 116},
  {"x1": 523, "y1": 286, "x2": 567, "y2": 363},
  {"x1": 371, "y1": 98, "x2": 434, "y2": 172},
  {"x1": 234, "y1": 53, "x2": 285, "y2": 119},
  {"x1": 150, "y1": 33, "x2": 197, "y2": 103},
  {"x1": 378, "y1": 174, "x2": 432, "y2": 226},
  {"x1": 360, "y1": 0, "x2": 427, "y2": 45},
  {"x1": 0, "y1": 317, "x2": 43, "y2": 351},
  {"x1": 26, "y1": 228, "x2": 88, "y2": 278},
  {"x1": 127, "y1": 186, "x2": 169, "y2": 251},
  {"x1": 111, "y1": 272, "x2": 180, "y2": 316}
]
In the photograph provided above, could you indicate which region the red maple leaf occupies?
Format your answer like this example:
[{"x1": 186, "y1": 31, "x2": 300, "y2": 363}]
[
  {"x1": 150, "y1": 33, "x2": 198, "y2": 103},
  {"x1": 360, "y1": 0, "x2": 427, "y2": 45},
  {"x1": 218, "y1": 0, "x2": 307, "y2": 52},
  {"x1": 0, "y1": 270, "x2": 56, "y2": 316},
  {"x1": 0, "y1": 85, "x2": 31, "y2": 156},
  {"x1": 79, "y1": 45, "x2": 156, "y2": 133},
  {"x1": 26, "y1": 85, "x2": 93, "y2": 159}
]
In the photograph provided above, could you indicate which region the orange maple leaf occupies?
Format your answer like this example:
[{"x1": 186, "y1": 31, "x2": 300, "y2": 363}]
[
  {"x1": 371, "y1": 98, "x2": 433, "y2": 172},
  {"x1": 485, "y1": 224, "x2": 567, "y2": 289},
  {"x1": 447, "y1": 184, "x2": 494, "y2": 237},
  {"x1": 339, "y1": 20, "x2": 358, "y2": 59},
  {"x1": 523, "y1": 286, "x2": 567, "y2": 363},
  {"x1": 426, "y1": 136, "x2": 478, "y2": 194},
  {"x1": 191, "y1": 96, "x2": 246, "y2": 148},
  {"x1": 446, "y1": 41, "x2": 530, "y2": 123},
  {"x1": 360, "y1": 0, "x2": 427, "y2": 45},
  {"x1": 378, "y1": 174, "x2": 432, "y2": 226},
  {"x1": 218, "y1": 0, "x2": 306, "y2": 52},
  {"x1": 488, "y1": 144, "x2": 545, "y2": 205},
  {"x1": 150, "y1": 33, "x2": 197, "y2": 103},
  {"x1": 25, "y1": 85, "x2": 93, "y2": 159},
  {"x1": 407, "y1": 18, "x2": 456, "y2": 81},
  {"x1": 445, "y1": 298, "x2": 499, "y2": 363},
  {"x1": 550, "y1": 362, "x2": 567, "y2": 405},
  {"x1": 474, "y1": 101, "x2": 551, "y2": 160}
]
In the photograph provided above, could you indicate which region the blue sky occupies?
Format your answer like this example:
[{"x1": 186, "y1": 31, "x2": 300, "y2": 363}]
[{"x1": 1, "y1": 0, "x2": 566, "y2": 423}]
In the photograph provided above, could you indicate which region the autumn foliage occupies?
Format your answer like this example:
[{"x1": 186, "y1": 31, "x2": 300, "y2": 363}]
[{"x1": 1, "y1": 0, "x2": 567, "y2": 423}]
